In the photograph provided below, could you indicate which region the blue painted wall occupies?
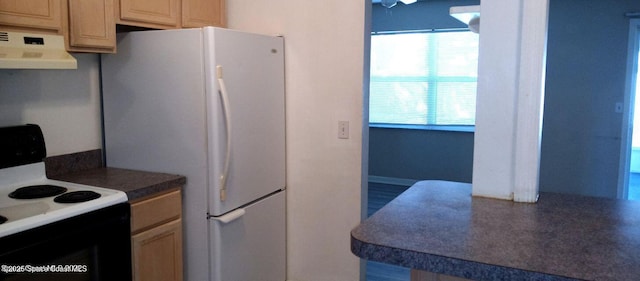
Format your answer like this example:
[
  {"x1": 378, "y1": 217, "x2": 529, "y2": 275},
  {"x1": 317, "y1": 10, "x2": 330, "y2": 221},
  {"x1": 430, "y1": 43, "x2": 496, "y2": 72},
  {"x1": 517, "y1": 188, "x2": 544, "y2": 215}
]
[
  {"x1": 369, "y1": 0, "x2": 640, "y2": 198},
  {"x1": 369, "y1": 127, "x2": 474, "y2": 182},
  {"x1": 540, "y1": 0, "x2": 640, "y2": 198}
]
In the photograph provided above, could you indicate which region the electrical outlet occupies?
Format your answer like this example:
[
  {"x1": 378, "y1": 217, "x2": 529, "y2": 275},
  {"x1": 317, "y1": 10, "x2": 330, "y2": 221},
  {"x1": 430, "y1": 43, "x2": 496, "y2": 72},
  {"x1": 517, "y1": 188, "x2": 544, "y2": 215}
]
[{"x1": 338, "y1": 121, "x2": 349, "y2": 139}]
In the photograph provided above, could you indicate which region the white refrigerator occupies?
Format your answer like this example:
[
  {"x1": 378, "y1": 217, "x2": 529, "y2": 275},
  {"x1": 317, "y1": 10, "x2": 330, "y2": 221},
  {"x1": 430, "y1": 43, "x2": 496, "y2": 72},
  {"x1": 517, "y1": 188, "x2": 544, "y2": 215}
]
[{"x1": 101, "y1": 27, "x2": 286, "y2": 281}]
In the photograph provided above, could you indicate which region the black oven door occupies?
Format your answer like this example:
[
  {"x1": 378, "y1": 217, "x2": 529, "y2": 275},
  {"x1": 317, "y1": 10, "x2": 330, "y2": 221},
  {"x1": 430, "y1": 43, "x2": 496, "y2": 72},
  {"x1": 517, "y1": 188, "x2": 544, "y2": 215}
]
[{"x1": 0, "y1": 203, "x2": 131, "y2": 281}]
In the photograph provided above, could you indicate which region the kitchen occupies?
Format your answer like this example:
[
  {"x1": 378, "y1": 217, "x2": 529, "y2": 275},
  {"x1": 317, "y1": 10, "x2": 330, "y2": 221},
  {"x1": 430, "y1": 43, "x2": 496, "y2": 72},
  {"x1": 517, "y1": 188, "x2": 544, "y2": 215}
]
[
  {"x1": 0, "y1": 1, "x2": 365, "y2": 280},
  {"x1": 1, "y1": 1, "x2": 638, "y2": 281}
]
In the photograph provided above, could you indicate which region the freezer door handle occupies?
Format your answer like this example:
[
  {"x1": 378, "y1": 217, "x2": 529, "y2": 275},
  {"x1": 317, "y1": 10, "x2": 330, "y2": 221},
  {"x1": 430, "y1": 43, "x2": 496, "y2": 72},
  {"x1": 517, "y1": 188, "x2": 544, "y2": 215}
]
[{"x1": 211, "y1": 208, "x2": 245, "y2": 223}]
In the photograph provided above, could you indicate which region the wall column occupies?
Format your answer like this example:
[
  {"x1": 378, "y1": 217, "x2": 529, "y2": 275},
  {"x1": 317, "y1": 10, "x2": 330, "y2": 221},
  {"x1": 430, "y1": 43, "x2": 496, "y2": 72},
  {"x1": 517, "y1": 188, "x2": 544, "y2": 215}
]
[{"x1": 472, "y1": 0, "x2": 549, "y2": 202}]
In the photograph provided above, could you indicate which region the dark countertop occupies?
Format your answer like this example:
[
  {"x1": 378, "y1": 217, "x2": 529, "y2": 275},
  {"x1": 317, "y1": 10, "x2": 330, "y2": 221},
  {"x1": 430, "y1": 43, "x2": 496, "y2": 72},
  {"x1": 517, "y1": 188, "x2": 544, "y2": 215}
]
[
  {"x1": 51, "y1": 167, "x2": 186, "y2": 201},
  {"x1": 351, "y1": 180, "x2": 640, "y2": 281},
  {"x1": 45, "y1": 149, "x2": 185, "y2": 201}
]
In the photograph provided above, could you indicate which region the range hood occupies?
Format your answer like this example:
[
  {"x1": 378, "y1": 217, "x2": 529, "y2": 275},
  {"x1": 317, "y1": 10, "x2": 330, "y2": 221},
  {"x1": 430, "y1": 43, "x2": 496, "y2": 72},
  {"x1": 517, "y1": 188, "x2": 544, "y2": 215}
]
[
  {"x1": 0, "y1": 31, "x2": 77, "y2": 69},
  {"x1": 450, "y1": 5, "x2": 480, "y2": 33}
]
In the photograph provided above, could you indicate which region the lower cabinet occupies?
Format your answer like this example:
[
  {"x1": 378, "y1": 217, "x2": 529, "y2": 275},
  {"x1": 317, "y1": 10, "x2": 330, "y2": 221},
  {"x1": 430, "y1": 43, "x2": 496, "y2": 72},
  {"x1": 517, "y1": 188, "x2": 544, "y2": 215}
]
[{"x1": 130, "y1": 188, "x2": 183, "y2": 281}]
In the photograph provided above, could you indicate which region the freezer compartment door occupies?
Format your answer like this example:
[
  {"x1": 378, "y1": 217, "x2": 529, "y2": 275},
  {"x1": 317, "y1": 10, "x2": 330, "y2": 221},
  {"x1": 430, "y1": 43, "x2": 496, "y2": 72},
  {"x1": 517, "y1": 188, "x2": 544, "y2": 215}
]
[
  {"x1": 209, "y1": 190, "x2": 286, "y2": 281},
  {"x1": 204, "y1": 27, "x2": 286, "y2": 216}
]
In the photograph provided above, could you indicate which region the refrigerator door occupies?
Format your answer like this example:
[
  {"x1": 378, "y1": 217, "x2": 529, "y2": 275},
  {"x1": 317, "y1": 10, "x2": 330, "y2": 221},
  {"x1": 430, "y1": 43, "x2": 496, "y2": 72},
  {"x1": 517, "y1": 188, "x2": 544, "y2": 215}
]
[
  {"x1": 204, "y1": 27, "x2": 286, "y2": 216},
  {"x1": 209, "y1": 190, "x2": 286, "y2": 281}
]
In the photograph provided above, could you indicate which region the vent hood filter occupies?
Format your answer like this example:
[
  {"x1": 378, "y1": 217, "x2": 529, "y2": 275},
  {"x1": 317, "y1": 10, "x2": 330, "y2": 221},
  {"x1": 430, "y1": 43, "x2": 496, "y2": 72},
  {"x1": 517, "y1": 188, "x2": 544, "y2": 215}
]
[
  {"x1": 450, "y1": 5, "x2": 480, "y2": 33},
  {"x1": 0, "y1": 31, "x2": 77, "y2": 69}
]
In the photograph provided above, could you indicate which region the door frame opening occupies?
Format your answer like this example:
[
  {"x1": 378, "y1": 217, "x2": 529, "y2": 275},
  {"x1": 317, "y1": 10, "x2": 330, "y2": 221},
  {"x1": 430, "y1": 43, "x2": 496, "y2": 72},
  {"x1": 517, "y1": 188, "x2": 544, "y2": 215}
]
[{"x1": 618, "y1": 18, "x2": 640, "y2": 199}]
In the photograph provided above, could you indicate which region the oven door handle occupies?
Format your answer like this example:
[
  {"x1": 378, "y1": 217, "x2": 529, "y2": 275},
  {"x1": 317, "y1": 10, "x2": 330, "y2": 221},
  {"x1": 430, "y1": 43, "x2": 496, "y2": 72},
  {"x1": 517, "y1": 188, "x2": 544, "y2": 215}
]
[{"x1": 210, "y1": 208, "x2": 245, "y2": 224}]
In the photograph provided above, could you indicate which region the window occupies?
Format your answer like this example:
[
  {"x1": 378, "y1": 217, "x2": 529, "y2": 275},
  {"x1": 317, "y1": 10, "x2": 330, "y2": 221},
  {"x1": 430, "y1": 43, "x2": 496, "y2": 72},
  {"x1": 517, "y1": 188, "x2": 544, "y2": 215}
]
[{"x1": 369, "y1": 31, "x2": 479, "y2": 128}]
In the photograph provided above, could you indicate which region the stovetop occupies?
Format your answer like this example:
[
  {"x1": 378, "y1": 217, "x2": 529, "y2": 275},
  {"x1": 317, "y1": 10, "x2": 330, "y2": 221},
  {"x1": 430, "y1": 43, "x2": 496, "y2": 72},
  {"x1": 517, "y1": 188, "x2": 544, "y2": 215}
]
[
  {"x1": 0, "y1": 162, "x2": 128, "y2": 238},
  {"x1": 0, "y1": 124, "x2": 128, "y2": 238}
]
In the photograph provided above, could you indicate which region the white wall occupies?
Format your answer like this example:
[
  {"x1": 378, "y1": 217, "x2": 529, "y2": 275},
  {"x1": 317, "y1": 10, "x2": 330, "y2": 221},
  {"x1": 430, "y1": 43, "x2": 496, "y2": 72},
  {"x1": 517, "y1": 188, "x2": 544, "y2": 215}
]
[
  {"x1": 228, "y1": 1, "x2": 367, "y2": 280},
  {"x1": 0, "y1": 54, "x2": 103, "y2": 157}
]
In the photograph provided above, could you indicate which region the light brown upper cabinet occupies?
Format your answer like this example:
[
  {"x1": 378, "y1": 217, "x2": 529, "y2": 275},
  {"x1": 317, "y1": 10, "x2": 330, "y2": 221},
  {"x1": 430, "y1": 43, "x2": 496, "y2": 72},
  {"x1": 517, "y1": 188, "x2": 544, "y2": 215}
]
[
  {"x1": 1, "y1": 0, "x2": 225, "y2": 54},
  {"x1": 182, "y1": 0, "x2": 225, "y2": 28},
  {"x1": 115, "y1": 0, "x2": 226, "y2": 29},
  {"x1": 116, "y1": 0, "x2": 180, "y2": 29},
  {"x1": 0, "y1": 0, "x2": 63, "y2": 32},
  {"x1": 66, "y1": 0, "x2": 116, "y2": 53},
  {"x1": 0, "y1": 0, "x2": 116, "y2": 53}
]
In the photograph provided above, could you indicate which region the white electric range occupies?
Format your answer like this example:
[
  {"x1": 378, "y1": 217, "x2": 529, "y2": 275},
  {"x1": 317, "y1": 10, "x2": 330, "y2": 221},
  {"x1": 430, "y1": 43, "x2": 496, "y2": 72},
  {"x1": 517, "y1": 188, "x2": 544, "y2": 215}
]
[
  {"x1": 0, "y1": 162, "x2": 127, "y2": 238},
  {"x1": 0, "y1": 124, "x2": 132, "y2": 281}
]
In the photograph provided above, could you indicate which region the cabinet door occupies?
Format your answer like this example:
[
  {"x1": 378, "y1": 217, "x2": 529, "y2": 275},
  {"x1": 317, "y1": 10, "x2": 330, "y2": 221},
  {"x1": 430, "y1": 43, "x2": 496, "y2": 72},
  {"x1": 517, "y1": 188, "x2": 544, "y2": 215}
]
[
  {"x1": 67, "y1": 0, "x2": 115, "y2": 52},
  {"x1": 181, "y1": 0, "x2": 225, "y2": 28},
  {"x1": 0, "y1": 0, "x2": 62, "y2": 31},
  {"x1": 132, "y1": 219, "x2": 183, "y2": 281},
  {"x1": 119, "y1": 0, "x2": 179, "y2": 28}
]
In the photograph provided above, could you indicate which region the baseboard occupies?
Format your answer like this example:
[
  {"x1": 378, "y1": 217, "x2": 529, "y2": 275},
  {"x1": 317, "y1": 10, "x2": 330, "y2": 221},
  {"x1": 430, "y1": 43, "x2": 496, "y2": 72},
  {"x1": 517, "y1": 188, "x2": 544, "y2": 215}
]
[{"x1": 368, "y1": 175, "x2": 418, "y2": 187}]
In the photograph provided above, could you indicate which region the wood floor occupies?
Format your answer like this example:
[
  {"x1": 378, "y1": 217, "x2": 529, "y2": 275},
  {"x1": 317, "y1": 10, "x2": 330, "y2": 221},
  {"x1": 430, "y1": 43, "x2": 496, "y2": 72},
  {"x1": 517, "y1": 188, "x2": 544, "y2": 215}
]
[{"x1": 366, "y1": 182, "x2": 411, "y2": 281}]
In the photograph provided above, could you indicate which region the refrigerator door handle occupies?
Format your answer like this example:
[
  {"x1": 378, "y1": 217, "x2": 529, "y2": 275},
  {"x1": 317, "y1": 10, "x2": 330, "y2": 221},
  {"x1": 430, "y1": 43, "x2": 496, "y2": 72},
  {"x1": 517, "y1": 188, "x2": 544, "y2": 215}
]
[
  {"x1": 210, "y1": 208, "x2": 246, "y2": 223},
  {"x1": 216, "y1": 65, "x2": 232, "y2": 201}
]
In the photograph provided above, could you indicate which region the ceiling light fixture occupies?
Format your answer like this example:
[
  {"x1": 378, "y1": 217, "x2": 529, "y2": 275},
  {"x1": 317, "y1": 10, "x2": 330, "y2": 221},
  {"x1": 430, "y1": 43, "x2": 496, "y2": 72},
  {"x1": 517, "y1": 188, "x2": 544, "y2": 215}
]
[
  {"x1": 380, "y1": 0, "x2": 418, "y2": 9},
  {"x1": 450, "y1": 5, "x2": 481, "y2": 33}
]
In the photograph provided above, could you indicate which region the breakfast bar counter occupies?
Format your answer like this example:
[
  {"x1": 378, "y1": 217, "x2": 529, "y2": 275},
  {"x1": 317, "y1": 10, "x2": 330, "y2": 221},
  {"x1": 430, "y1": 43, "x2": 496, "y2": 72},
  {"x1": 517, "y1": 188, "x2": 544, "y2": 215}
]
[{"x1": 351, "y1": 180, "x2": 640, "y2": 281}]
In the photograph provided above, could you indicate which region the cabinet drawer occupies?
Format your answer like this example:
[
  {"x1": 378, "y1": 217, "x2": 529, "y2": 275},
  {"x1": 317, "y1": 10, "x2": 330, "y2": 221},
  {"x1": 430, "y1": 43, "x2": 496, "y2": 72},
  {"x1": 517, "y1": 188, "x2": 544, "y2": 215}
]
[{"x1": 131, "y1": 189, "x2": 181, "y2": 233}]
